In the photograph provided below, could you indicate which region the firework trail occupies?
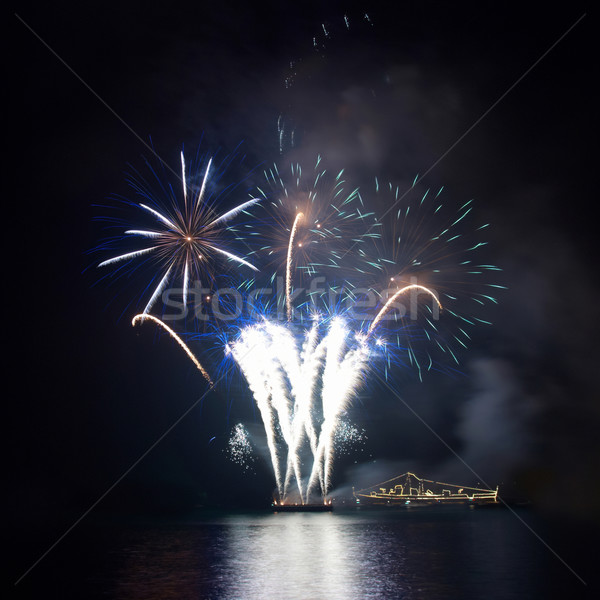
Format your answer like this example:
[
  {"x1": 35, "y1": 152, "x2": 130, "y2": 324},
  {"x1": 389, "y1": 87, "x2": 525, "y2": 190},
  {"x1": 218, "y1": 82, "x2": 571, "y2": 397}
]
[
  {"x1": 281, "y1": 318, "x2": 323, "y2": 497},
  {"x1": 286, "y1": 212, "x2": 303, "y2": 320},
  {"x1": 98, "y1": 151, "x2": 259, "y2": 314},
  {"x1": 131, "y1": 313, "x2": 213, "y2": 385},
  {"x1": 227, "y1": 324, "x2": 286, "y2": 495},
  {"x1": 367, "y1": 284, "x2": 442, "y2": 336},
  {"x1": 306, "y1": 319, "x2": 369, "y2": 500}
]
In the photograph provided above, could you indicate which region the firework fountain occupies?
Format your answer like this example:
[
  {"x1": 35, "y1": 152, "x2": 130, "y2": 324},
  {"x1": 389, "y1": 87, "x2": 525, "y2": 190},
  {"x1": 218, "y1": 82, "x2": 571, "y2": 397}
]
[{"x1": 226, "y1": 315, "x2": 370, "y2": 503}]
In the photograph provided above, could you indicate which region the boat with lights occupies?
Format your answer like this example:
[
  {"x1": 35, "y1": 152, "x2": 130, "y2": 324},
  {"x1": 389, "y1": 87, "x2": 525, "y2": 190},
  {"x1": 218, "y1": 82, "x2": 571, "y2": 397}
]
[
  {"x1": 353, "y1": 472, "x2": 498, "y2": 507},
  {"x1": 272, "y1": 501, "x2": 334, "y2": 512}
]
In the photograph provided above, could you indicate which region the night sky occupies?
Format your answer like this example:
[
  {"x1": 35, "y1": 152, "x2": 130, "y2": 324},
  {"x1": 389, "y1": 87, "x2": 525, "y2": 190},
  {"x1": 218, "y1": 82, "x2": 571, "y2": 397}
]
[{"x1": 9, "y1": 0, "x2": 596, "y2": 537}]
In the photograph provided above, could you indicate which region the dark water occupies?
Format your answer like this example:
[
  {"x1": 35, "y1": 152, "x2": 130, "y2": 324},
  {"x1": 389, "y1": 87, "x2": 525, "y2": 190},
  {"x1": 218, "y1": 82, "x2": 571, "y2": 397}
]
[{"x1": 11, "y1": 506, "x2": 595, "y2": 599}]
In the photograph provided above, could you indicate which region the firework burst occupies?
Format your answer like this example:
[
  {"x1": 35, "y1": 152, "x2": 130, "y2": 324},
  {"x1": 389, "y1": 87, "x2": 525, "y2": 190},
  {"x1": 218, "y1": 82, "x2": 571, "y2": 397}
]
[
  {"x1": 96, "y1": 150, "x2": 260, "y2": 315},
  {"x1": 358, "y1": 178, "x2": 505, "y2": 379},
  {"x1": 251, "y1": 156, "x2": 378, "y2": 285}
]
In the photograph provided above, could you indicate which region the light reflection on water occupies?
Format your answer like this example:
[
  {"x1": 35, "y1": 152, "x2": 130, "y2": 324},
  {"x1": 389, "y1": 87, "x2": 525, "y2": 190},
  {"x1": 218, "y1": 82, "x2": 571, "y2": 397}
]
[
  {"x1": 107, "y1": 508, "x2": 542, "y2": 599},
  {"x1": 221, "y1": 513, "x2": 397, "y2": 599}
]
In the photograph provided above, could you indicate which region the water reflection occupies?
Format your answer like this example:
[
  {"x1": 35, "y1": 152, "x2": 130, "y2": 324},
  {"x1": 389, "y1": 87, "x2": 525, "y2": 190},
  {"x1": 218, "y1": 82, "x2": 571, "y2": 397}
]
[
  {"x1": 221, "y1": 513, "x2": 384, "y2": 598},
  {"x1": 218, "y1": 513, "x2": 411, "y2": 599},
  {"x1": 108, "y1": 509, "x2": 543, "y2": 599}
]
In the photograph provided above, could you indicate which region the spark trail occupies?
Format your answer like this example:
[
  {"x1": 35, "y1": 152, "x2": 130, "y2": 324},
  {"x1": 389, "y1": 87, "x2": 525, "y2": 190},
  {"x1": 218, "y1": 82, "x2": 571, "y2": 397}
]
[
  {"x1": 367, "y1": 284, "x2": 442, "y2": 336},
  {"x1": 286, "y1": 212, "x2": 303, "y2": 320},
  {"x1": 132, "y1": 314, "x2": 213, "y2": 385}
]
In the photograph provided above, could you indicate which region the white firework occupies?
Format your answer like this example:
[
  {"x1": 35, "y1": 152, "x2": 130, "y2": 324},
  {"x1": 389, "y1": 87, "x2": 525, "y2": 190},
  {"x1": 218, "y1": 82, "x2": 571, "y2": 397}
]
[
  {"x1": 227, "y1": 317, "x2": 370, "y2": 504},
  {"x1": 98, "y1": 152, "x2": 259, "y2": 314}
]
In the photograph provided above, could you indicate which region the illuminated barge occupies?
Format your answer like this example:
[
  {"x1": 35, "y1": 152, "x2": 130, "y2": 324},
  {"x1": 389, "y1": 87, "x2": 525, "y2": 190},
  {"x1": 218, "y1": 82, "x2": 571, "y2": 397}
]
[
  {"x1": 272, "y1": 500, "x2": 334, "y2": 512},
  {"x1": 353, "y1": 472, "x2": 498, "y2": 507}
]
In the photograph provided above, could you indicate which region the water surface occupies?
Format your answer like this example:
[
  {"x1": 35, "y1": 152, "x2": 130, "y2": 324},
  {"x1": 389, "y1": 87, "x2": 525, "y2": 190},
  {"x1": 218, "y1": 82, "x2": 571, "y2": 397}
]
[{"x1": 13, "y1": 506, "x2": 593, "y2": 599}]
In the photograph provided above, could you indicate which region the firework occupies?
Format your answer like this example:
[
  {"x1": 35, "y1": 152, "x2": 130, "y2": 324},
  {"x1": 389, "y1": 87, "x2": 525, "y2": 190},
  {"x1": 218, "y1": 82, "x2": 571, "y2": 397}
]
[
  {"x1": 252, "y1": 157, "x2": 378, "y2": 289},
  {"x1": 99, "y1": 149, "x2": 501, "y2": 505},
  {"x1": 226, "y1": 424, "x2": 256, "y2": 471},
  {"x1": 333, "y1": 420, "x2": 367, "y2": 456},
  {"x1": 360, "y1": 179, "x2": 504, "y2": 379},
  {"x1": 286, "y1": 212, "x2": 304, "y2": 320},
  {"x1": 227, "y1": 316, "x2": 370, "y2": 503},
  {"x1": 132, "y1": 313, "x2": 213, "y2": 385},
  {"x1": 368, "y1": 284, "x2": 442, "y2": 336},
  {"x1": 97, "y1": 150, "x2": 259, "y2": 315}
]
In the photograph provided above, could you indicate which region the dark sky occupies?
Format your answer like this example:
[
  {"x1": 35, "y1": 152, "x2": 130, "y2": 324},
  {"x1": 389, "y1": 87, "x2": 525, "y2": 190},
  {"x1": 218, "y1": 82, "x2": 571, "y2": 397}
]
[{"x1": 9, "y1": 0, "x2": 596, "y2": 529}]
